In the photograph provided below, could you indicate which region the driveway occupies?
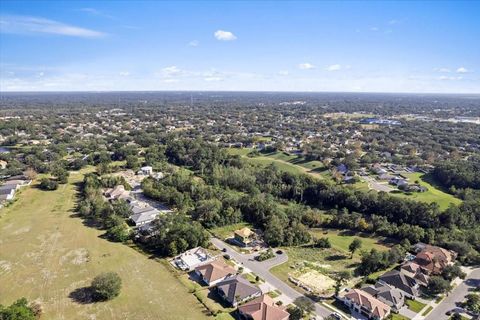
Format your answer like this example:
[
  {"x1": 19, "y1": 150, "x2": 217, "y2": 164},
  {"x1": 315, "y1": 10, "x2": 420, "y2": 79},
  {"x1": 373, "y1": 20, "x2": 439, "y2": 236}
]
[
  {"x1": 362, "y1": 176, "x2": 394, "y2": 192},
  {"x1": 210, "y1": 238, "x2": 335, "y2": 319},
  {"x1": 424, "y1": 268, "x2": 480, "y2": 320}
]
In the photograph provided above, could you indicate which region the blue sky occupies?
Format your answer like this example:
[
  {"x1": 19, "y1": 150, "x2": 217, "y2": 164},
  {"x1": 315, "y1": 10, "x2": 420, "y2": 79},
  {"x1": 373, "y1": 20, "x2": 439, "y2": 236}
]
[{"x1": 1, "y1": 1, "x2": 479, "y2": 93}]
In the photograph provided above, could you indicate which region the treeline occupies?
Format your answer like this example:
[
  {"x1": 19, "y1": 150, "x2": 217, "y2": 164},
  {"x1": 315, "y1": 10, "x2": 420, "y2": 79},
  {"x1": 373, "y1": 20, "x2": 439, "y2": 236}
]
[
  {"x1": 433, "y1": 157, "x2": 480, "y2": 190},
  {"x1": 142, "y1": 139, "x2": 480, "y2": 260}
]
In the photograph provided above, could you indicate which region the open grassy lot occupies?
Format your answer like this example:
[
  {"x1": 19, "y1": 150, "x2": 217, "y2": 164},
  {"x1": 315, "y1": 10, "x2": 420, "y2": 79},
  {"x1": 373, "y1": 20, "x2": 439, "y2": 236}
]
[
  {"x1": 310, "y1": 228, "x2": 392, "y2": 257},
  {"x1": 270, "y1": 228, "x2": 393, "y2": 294},
  {"x1": 0, "y1": 169, "x2": 208, "y2": 320},
  {"x1": 226, "y1": 148, "x2": 327, "y2": 179},
  {"x1": 390, "y1": 172, "x2": 461, "y2": 210}
]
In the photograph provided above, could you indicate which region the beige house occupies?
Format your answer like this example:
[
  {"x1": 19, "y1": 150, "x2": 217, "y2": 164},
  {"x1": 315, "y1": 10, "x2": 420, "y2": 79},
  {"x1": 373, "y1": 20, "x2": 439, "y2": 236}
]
[{"x1": 234, "y1": 227, "x2": 253, "y2": 247}]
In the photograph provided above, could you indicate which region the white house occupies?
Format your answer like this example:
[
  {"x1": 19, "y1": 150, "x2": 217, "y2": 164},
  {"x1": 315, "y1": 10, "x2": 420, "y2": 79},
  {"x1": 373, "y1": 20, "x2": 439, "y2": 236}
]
[
  {"x1": 172, "y1": 247, "x2": 214, "y2": 271},
  {"x1": 139, "y1": 166, "x2": 153, "y2": 175}
]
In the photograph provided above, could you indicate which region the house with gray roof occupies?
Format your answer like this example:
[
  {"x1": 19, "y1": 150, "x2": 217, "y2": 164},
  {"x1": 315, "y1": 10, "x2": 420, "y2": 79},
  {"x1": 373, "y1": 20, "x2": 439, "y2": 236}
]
[
  {"x1": 362, "y1": 283, "x2": 405, "y2": 311},
  {"x1": 378, "y1": 270, "x2": 420, "y2": 299},
  {"x1": 215, "y1": 275, "x2": 262, "y2": 306}
]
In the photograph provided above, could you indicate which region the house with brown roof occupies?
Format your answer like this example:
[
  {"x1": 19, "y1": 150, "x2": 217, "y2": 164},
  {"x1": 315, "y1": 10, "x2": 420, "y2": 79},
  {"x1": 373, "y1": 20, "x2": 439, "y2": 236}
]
[
  {"x1": 238, "y1": 294, "x2": 289, "y2": 320},
  {"x1": 343, "y1": 288, "x2": 391, "y2": 320},
  {"x1": 195, "y1": 259, "x2": 236, "y2": 286},
  {"x1": 413, "y1": 245, "x2": 456, "y2": 275},
  {"x1": 401, "y1": 261, "x2": 429, "y2": 287},
  {"x1": 215, "y1": 275, "x2": 261, "y2": 306},
  {"x1": 234, "y1": 227, "x2": 254, "y2": 247}
]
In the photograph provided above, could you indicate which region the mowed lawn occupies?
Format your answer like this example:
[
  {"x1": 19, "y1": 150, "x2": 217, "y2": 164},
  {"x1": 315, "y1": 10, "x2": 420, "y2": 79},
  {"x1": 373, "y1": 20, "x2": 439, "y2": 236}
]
[
  {"x1": 226, "y1": 148, "x2": 327, "y2": 179},
  {"x1": 0, "y1": 170, "x2": 208, "y2": 320},
  {"x1": 390, "y1": 172, "x2": 461, "y2": 210}
]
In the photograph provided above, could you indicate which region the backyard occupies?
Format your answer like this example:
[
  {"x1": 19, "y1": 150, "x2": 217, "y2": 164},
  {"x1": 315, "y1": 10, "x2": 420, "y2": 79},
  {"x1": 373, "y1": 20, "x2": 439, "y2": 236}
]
[{"x1": 0, "y1": 168, "x2": 208, "y2": 320}]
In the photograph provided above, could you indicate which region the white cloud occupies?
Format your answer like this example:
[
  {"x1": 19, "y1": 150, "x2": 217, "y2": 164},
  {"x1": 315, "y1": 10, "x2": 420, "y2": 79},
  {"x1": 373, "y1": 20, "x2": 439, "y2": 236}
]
[
  {"x1": 204, "y1": 77, "x2": 223, "y2": 82},
  {"x1": 439, "y1": 75, "x2": 463, "y2": 81},
  {"x1": 298, "y1": 63, "x2": 315, "y2": 70},
  {"x1": 435, "y1": 67, "x2": 451, "y2": 73},
  {"x1": 161, "y1": 66, "x2": 182, "y2": 77},
  {"x1": 188, "y1": 40, "x2": 199, "y2": 47},
  {"x1": 119, "y1": 71, "x2": 130, "y2": 77},
  {"x1": 214, "y1": 30, "x2": 237, "y2": 41},
  {"x1": 326, "y1": 64, "x2": 342, "y2": 71},
  {"x1": 0, "y1": 15, "x2": 107, "y2": 38},
  {"x1": 163, "y1": 78, "x2": 179, "y2": 83},
  {"x1": 79, "y1": 8, "x2": 113, "y2": 19},
  {"x1": 278, "y1": 70, "x2": 289, "y2": 76},
  {"x1": 388, "y1": 19, "x2": 399, "y2": 25},
  {"x1": 370, "y1": 27, "x2": 379, "y2": 32},
  {"x1": 456, "y1": 67, "x2": 469, "y2": 73}
]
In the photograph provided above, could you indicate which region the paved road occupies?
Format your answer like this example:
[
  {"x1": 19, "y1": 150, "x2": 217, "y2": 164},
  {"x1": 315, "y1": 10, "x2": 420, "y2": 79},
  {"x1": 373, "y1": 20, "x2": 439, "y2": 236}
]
[
  {"x1": 425, "y1": 268, "x2": 480, "y2": 320},
  {"x1": 362, "y1": 176, "x2": 394, "y2": 192},
  {"x1": 210, "y1": 238, "x2": 333, "y2": 319}
]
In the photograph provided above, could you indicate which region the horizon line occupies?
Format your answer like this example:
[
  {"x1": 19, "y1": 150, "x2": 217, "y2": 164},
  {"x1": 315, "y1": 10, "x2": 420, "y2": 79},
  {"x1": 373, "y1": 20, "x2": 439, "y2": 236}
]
[{"x1": 1, "y1": 90, "x2": 479, "y2": 96}]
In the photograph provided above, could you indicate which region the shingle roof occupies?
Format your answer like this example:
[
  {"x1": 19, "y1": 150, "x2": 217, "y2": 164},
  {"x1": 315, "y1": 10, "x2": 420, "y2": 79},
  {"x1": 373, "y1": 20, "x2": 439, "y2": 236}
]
[
  {"x1": 238, "y1": 294, "x2": 290, "y2": 320},
  {"x1": 379, "y1": 270, "x2": 419, "y2": 296},
  {"x1": 345, "y1": 289, "x2": 390, "y2": 319},
  {"x1": 195, "y1": 259, "x2": 236, "y2": 284},
  {"x1": 215, "y1": 275, "x2": 261, "y2": 305}
]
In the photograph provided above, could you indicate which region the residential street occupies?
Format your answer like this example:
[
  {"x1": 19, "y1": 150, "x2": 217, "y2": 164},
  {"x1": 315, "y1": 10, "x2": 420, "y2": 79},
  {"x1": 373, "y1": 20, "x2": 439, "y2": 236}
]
[
  {"x1": 424, "y1": 268, "x2": 480, "y2": 320},
  {"x1": 210, "y1": 237, "x2": 335, "y2": 319}
]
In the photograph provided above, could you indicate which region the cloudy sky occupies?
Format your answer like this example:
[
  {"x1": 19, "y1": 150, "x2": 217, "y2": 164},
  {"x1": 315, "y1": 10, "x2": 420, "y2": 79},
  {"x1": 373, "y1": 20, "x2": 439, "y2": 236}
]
[{"x1": 1, "y1": 1, "x2": 479, "y2": 93}]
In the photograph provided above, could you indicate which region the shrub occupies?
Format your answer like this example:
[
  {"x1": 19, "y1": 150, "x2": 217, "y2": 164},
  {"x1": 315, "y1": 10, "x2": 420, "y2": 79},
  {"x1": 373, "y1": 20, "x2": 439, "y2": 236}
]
[{"x1": 91, "y1": 272, "x2": 122, "y2": 301}]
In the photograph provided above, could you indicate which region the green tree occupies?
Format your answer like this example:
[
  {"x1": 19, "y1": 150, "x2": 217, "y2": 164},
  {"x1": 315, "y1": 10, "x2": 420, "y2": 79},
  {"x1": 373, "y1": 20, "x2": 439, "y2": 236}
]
[
  {"x1": 293, "y1": 296, "x2": 314, "y2": 316},
  {"x1": 427, "y1": 276, "x2": 452, "y2": 295},
  {"x1": 463, "y1": 293, "x2": 480, "y2": 314},
  {"x1": 333, "y1": 270, "x2": 352, "y2": 296},
  {"x1": 0, "y1": 298, "x2": 36, "y2": 320},
  {"x1": 91, "y1": 272, "x2": 122, "y2": 301},
  {"x1": 349, "y1": 238, "x2": 362, "y2": 258}
]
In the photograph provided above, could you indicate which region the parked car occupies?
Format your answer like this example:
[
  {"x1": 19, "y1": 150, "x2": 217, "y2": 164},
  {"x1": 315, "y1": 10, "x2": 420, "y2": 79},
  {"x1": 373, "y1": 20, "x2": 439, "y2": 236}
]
[
  {"x1": 330, "y1": 312, "x2": 341, "y2": 320},
  {"x1": 276, "y1": 250, "x2": 283, "y2": 254},
  {"x1": 222, "y1": 248, "x2": 227, "y2": 252}
]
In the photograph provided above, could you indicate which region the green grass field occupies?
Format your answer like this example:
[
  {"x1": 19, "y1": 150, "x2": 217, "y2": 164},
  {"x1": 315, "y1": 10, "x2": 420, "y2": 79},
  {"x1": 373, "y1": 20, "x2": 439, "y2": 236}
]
[
  {"x1": 226, "y1": 148, "x2": 327, "y2": 179},
  {"x1": 270, "y1": 228, "x2": 393, "y2": 291},
  {"x1": 390, "y1": 172, "x2": 461, "y2": 210},
  {"x1": 0, "y1": 169, "x2": 208, "y2": 320}
]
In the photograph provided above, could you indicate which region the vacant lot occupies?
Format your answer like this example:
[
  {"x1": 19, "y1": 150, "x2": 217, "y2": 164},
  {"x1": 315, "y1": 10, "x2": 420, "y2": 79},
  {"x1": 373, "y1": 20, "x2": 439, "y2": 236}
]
[
  {"x1": 226, "y1": 148, "x2": 327, "y2": 179},
  {"x1": 271, "y1": 228, "x2": 393, "y2": 293},
  {"x1": 0, "y1": 169, "x2": 207, "y2": 320}
]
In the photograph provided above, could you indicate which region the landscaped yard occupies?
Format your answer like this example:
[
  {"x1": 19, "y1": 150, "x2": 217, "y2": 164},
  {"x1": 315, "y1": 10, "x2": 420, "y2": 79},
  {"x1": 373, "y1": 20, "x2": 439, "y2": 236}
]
[
  {"x1": 405, "y1": 298, "x2": 427, "y2": 313},
  {"x1": 391, "y1": 314, "x2": 411, "y2": 320},
  {"x1": 0, "y1": 169, "x2": 208, "y2": 320},
  {"x1": 390, "y1": 172, "x2": 461, "y2": 210}
]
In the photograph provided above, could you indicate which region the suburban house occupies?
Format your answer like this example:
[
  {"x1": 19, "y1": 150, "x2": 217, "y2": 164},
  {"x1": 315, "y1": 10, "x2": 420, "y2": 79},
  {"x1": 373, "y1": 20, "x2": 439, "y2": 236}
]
[
  {"x1": 362, "y1": 283, "x2": 405, "y2": 311},
  {"x1": 342, "y1": 288, "x2": 391, "y2": 320},
  {"x1": 378, "y1": 270, "x2": 420, "y2": 299},
  {"x1": 195, "y1": 259, "x2": 236, "y2": 286},
  {"x1": 400, "y1": 261, "x2": 430, "y2": 287},
  {"x1": 104, "y1": 185, "x2": 130, "y2": 201},
  {"x1": 237, "y1": 294, "x2": 290, "y2": 320},
  {"x1": 172, "y1": 247, "x2": 214, "y2": 271},
  {"x1": 0, "y1": 160, "x2": 7, "y2": 169},
  {"x1": 234, "y1": 227, "x2": 254, "y2": 247},
  {"x1": 413, "y1": 244, "x2": 456, "y2": 275},
  {"x1": 130, "y1": 205, "x2": 160, "y2": 226},
  {"x1": 215, "y1": 275, "x2": 262, "y2": 306}
]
